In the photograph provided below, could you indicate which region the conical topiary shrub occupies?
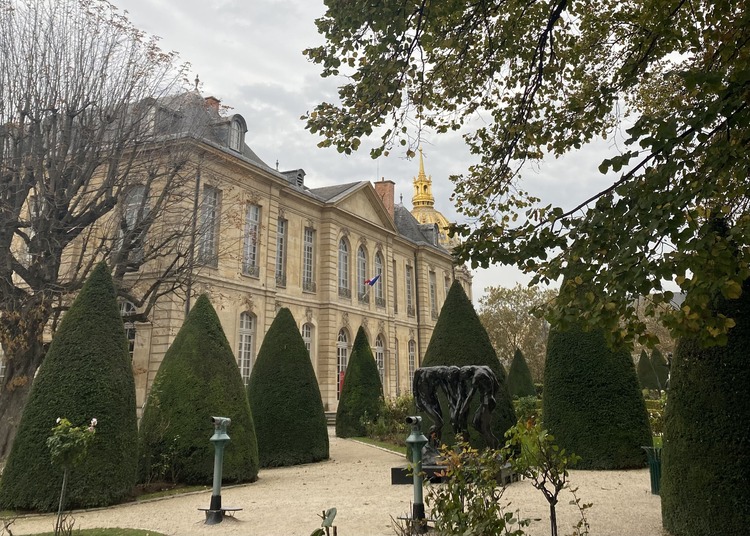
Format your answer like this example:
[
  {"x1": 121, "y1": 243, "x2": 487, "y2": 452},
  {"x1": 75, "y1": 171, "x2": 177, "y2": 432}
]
[
  {"x1": 335, "y1": 327, "x2": 384, "y2": 438},
  {"x1": 420, "y1": 280, "x2": 516, "y2": 448},
  {"x1": 542, "y1": 281, "x2": 651, "y2": 469},
  {"x1": 661, "y1": 279, "x2": 750, "y2": 536},
  {"x1": 247, "y1": 308, "x2": 328, "y2": 467},
  {"x1": 651, "y1": 348, "x2": 669, "y2": 391},
  {"x1": 138, "y1": 295, "x2": 258, "y2": 485},
  {"x1": 637, "y1": 349, "x2": 659, "y2": 391},
  {"x1": 0, "y1": 263, "x2": 138, "y2": 511},
  {"x1": 507, "y1": 348, "x2": 536, "y2": 398}
]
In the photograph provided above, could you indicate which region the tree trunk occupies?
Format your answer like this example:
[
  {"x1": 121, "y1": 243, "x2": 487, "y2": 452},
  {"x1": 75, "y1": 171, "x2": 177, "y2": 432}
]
[{"x1": 0, "y1": 337, "x2": 46, "y2": 460}]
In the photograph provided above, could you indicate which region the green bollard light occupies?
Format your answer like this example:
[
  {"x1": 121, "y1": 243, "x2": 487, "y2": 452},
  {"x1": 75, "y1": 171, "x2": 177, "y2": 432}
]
[
  {"x1": 205, "y1": 416, "x2": 231, "y2": 525},
  {"x1": 405, "y1": 415, "x2": 429, "y2": 533}
]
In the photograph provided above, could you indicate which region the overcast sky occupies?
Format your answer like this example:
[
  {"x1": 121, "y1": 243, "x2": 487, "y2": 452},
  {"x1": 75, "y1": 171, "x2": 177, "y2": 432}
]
[{"x1": 116, "y1": 0, "x2": 618, "y2": 304}]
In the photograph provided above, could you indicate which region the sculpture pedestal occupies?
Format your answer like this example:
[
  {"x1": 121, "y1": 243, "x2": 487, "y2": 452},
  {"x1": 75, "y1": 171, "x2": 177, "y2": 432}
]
[{"x1": 390, "y1": 465, "x2": 446, "y2": 485}]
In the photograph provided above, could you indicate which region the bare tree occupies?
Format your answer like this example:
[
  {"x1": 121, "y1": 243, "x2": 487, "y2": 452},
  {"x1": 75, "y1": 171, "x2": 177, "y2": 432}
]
[
  {"x1": 478, "y1": 284, "x2": 556, "y2": 382},
  {"x1": 0, "y1": 0, "x2": 199, "y2": 459}
]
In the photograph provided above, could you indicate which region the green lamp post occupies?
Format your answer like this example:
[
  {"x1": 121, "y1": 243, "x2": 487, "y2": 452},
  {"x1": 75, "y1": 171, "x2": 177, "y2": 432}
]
[
  {"x1": 405, "y1": 415, "x2": 429, "y2": 533},
  {"x1": 205, "y1": 416, "x2": 231, "y2": 525}
]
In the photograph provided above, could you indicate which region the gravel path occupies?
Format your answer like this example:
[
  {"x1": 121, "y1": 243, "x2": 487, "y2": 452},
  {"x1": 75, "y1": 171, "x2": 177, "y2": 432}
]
[{"x1": 7, "y1": 429, "x2": 664, "y2": 536}]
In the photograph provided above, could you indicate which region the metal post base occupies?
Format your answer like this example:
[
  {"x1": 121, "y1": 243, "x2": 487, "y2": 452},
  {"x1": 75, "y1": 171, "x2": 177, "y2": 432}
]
[{"x1": 204, "y1": 509, "x2": 225, "y2": 525}]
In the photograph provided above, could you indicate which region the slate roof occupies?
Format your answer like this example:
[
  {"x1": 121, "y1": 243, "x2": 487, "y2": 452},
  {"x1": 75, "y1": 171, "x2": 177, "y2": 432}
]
[
  {"x1": 308, "y1": 182, "x2": 365, "y2": 202},
  {"x1": 394, "y1": 204, "x2": 447, "y2": 252}
]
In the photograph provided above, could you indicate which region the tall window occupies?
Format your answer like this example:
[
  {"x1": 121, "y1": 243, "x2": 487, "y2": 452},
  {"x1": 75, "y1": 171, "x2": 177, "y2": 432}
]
[
  {"x1": 238, "y1": 312, "x2": 256, "y2": 386},
  {"x1": 119, "y1": 300, "x2": 137, "y2": 360},
  {"x1": 302, "y1": 322, "x2": 314, "y2": 360},
  {"x1": 121, "y1": 186, "x2": 148, "y2": 261},
  {"x1": 375, "y1": 335, "x2": 385, "y2": 385},
  {"x1": 337, "y1": 329, "x2": 349, "y2": 399},
  {"x1": 429, "y1": 271, "x2": 438, "y2": 320},
  {"x1": 243, "y1": 204, "x2": 261, "y2": 276},
  {"x1": 357, "y1": 245, "x2": 368, "y2": 303},
  {"x1": 374, "y1": 252, "x2": 385, "y2": 307},
  {"x1": 198, "y1": 186, "x2": 220, "y2": 265},
  {"x1": 338, "y1": 238, "x2": 350, "y2": 298},
  {"x1": 444, "y1": 274, "x2": 451, "y2": 303},
  {"x1": 406, "y1": 264, "x2": 415, "y2": 317},
  {"x1": 394, "y1": 338, "x2": 400, "y2": 396},
  {"x1": 275, "y1": 217, "x2": 287, "y2": 287},
  {"x1": 302, "y1": 227, "x2": 316, "y2": 292},
  {"x1": 229, "y1": 119, "x2": 243, "y2": 151},
  {"x1": 25, "y1": 195, "x2": 39, "y2": 265},
  {"x1": 408, "y1": 339, "x2": 416, "y2": 392},
  {"x1": 393, "y1": 260, "x2": 398, "y2": 313}
]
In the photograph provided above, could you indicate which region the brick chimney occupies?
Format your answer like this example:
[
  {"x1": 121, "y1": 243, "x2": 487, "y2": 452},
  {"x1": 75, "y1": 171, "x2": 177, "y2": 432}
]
[
  {"x1": 204, "y1": 96, "x2": 221, "y2": 113},
  {"x1": 373, "y1": 178, "x2": 395, "y2": 219}
]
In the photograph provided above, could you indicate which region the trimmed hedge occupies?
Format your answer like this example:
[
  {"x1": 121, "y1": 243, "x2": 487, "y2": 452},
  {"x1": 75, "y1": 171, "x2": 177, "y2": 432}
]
[
  {"x1": 0, "y1": 263, "x2": 138, "y2": 511},
  {"x1": 651, "y1": 348, "x2": 669, "y2": 391},
  {"x1": 661, "y1": 279, "x2": 750, "y2": 536},
  {"x1": 138, "y1": 295, "x2": 258, "y2": 485},
  {"x1": 507, "y1": 348, "x2": 536, "y2": 398},
  {"x1": 637, "y1": 349, "x2": 660, "y2": 390},
  {"x1": 336, "y1": 326, "x2": 384, "y2": 438},
  {"x1": 420, "y1": 280, "x2": 516, "y2": 448},
  {"x1": 247, "y1": 308, "x2": 328, "y2": 467},
  {"x1": 542, "y1": 282, "x2": 651, "y2": 469}
]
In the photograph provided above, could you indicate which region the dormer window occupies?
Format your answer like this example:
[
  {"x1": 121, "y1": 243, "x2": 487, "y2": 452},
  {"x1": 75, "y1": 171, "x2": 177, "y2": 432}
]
[{"x1": 229, "y1": 119, "x2": 243, "y2": 151}]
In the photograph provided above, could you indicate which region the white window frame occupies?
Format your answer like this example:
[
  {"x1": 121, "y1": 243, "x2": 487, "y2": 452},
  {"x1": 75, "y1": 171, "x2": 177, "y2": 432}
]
[
  {"x1": 337, "y1": 329, "x2": 349, "y2": 399},
  {"x1": 275, "y1": 217, "x2": 287, "y2": 286},
  {"x1": 338, "y1": 238, "x2": 350, "y2": 297},
  {"x1": 238, "y1": 312, "x2": 256, "y2": 387},
  {"x1": 198, "y1": 186, "x2": 220, "y2": 265},
  {"x1": 375, "y1": 335, "x2": 385, "y2": 385},
  {"x1": 243, "y1": 204, "x2": 261, "y2": 276},
  {"x1": 408, "y1": 339, "x2": 416, "y2": 392},
  {"x1": 374, "y1": 252, "x2": 384, "y2": 304},
  {"x1": 119, "y1": 300, "x2": 137, "y2": 360},
  {"x1": 357, "y1": 245, "x2": 368, "y2": 302},
  {"x1": 406, "y1": 264, "x2": 415, "y2": 316},
  {"x1": 303, "y1": 227, "x2": 316, "y2": 292}
]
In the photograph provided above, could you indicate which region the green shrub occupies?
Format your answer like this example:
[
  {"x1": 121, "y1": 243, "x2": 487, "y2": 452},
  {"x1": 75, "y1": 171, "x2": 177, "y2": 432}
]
[
  {"x1": 507, "y1": 348, "x2": 536, "y2": 398},
  {"x1": 362, "y1": 394, "x2": 414, "y2": 446},
  {"x1": 138, "y1": 295, "x2": 258, "y2": 485},
  {"x1": 650, "y1": 348, "x2": 669, "y2": 391},
  {"x1": 420, "y1": 280, "x2": 516, "y2": 448},
  {"x1": 0, "y1": 263, "x2": 138, "y2": 511},
  {"x1": 513, "y1": 395, "x2": 540, "y2": 425},
  {"x1": 335, "y1": 327, "x2": 384, "y2": 438},
  {"x1": 247, "y1": 308, "x2": 328, "y2": 467},
  {"x1": 661, "y1": 279, "x2": 750, "y2": 536},
  {"x1": 425, "y1": 442, "x2": 529, "y2": 536},
  {"x1": 542, "y1": 281, "x2": 651, "y2": 470}
]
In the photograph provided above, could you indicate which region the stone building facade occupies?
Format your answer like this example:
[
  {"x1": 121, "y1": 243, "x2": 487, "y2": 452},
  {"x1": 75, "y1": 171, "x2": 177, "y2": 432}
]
[{"x1": 115, "y1": 92, "x2": 472, "y2": 412}]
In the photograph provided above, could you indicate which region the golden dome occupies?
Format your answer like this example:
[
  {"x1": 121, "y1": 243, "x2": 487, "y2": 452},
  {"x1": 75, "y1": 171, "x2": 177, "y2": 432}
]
[{"x1": 410, "y1": 148, "x2": 461, "y2": 249}]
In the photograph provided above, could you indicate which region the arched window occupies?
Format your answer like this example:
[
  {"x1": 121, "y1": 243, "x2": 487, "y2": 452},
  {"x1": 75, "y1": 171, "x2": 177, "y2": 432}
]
[
  {"x1": 229, "y1": 119, "x2": 243, "y2": 151},
  {"x1": 408, "y1": 339, "x2": 416, "y2": 393},
  {"x1": 238, "y1": 312, "x2": 256, "y2": 386},
  {"x1": 375, "y1": 335, "x2": 385, "y2": 385},
  {"x1": 119, "y1": 300, "x2": 137, "y2": 360},
  {"x1": 338, "y1": 238, "x2": 350, "y2": 298},
  {"x1": 337, "y1": 328, "x2": 349, "y2": 399},
  {"x1": 357, "y1": 245, "x2": 368, "y2": 302},
  {"x1": 302, "y1": 322, "x2": 314, "y2": 361},
  {"x1": 374, "y1": 252, "x2": 384, "y2": 306}
]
